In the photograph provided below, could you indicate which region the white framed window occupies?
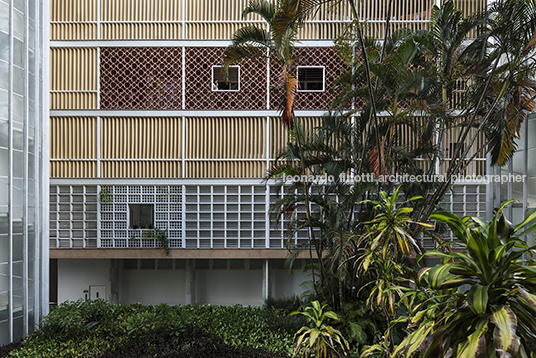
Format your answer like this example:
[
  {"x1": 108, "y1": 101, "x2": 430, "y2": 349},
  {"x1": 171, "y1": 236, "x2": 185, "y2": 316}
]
[
  {"x1": 297, "y1": 66, "x2": 325, "y2": 92},
  {"x1": 129, "y1": 204, "x2": 154, "y2": 229},
  {"x1": 212, "y1": 66, "x2": 240, "y2": 91}
]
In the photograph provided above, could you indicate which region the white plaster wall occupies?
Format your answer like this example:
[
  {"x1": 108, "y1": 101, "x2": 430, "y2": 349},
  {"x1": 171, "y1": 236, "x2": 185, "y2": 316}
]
[
  {"x1": 271, "y1": 269, "x2": 309, "y2": 298},
  {"x1": 58, "y1": 259, "x2": 110, "y2": 303},
  {"x1": 196, "y1": 269, "x2": 263, "y2": 306},
  {"x1": 57, "y1": 259, "x2": 309, "y2": 306},
  {"x1": 121, "y1": 270, "x2": 185, "y2": 305}
]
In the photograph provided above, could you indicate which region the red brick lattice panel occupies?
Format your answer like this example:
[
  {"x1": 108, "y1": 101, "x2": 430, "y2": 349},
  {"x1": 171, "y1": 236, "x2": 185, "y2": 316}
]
[
  {"x1": 270, "y1": 47, "x2": 345, "y2": 110},
  {"x1": 185, "y1": 47, "x2": 267, "y2": 109},
  {"x1": 100, "y1": 47, "x2": 182, "y2": 110}
]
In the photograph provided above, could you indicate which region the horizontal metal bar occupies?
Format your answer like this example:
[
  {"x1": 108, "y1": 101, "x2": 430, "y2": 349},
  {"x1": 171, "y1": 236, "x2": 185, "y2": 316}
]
[
  {"x1": 49, "y1": 109, "x2": 327, "y2": 117},
  {"x1": 49, "y1": 40, "x2": 336, "y2": 48},
  {"x1": 50, "y1": 90, "x2": 99, "y2": 93}
]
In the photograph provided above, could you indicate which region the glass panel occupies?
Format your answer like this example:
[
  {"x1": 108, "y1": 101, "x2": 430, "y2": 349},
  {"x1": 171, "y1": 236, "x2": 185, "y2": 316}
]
[
  {"x1": 0, "y1": 148, "x2": 8, "y2": 176},
  {"x1": 13, "y1": 125, "x2": 23, "y2": 151},
  {"x1": 0, "y1": 181, "x2": 6, "y2": 206},
  {"x1": 13, "y1": 234, "x2": 23, "y2": 261},
  {"x1": 0, "y1": 1, "x2": 9, "y2": 34},
  {"x1": 13, "y1": 315, "x2": 23, "y2": 342},
  {"x1": 13, "y1": 150, "x2": 23, "y2": 178},
  {"x1": 0, "y1": 303, "x2": 7, "y2": 321},
  {"x1": 28, "y1": 256, "x2": 34, "y2": 280},
  {"x1": 14, "y1": 0, "x2": 24, "y2": 12},
  {"x1": 0, "y1": 212, "x2": 7, "y2": 234},
  {"x1": 29, "y1": 137, "x2": 34, "y2": 155},
  {"x1": 29, "y1": 49, "x2": 34, "y2": 76},
  {"x1": 0, "y1": 91, "x2": 6, "y2": 120},
  {"x1": 0, "y1": 235, "x2": 7, "y2": 263},
  {"x1": 12, "y1": 218, "x2": 22, "y2": 234},
  {"x1": 13, "y1": 38, "x2": 23, "y2": 69},
  {"x1": 29, "y1": 0, "x2": 36, "y2": 21},
  {"x1": 0, "y1": 263, "x2": 8, "y2": 293},
  {"x1": 13, "y1": 9, "x2": 24, "y2": 41},
  {"x1": 12, "y1": 262, "x2": 23, "y2": 290},
  {"x1": 29, "y1": 20, "x2": 35, "y2": 51},
  {"x1": 0, "y1": 32, "x2": 8, "y2": 62},
  {"x1": 0, "y1": 61, "x2": 8, "y2": 88},
  {"x1": 0, "y1": 320, "x2": 8, "y2": 345},
  {"x1": 13, "y1": 69, "x2": 24, "y2": 97},
  {"x1": 0, "y1": 119, "x2": 7, "y2": 147},
  {"x1": 28, "y1": 153, "x2": 35, "y2": 179}
]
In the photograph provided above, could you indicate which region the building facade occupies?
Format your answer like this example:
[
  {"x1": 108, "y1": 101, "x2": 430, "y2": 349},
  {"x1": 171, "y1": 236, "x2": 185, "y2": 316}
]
[
  {"x1": 49, "y1": 0, "x2": 494, "y2": 306},
  {"x1": 0, "y1": 0, "x2": 49, "y2": 345}
]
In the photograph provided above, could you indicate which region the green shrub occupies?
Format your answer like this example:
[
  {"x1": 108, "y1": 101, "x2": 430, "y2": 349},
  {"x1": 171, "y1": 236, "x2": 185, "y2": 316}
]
[
  {"x1": 7, "y1": 302, "x2": 296, "y2": 357},
  {"x1": 265, "y1": 295, "x2": 304, "y2": 313}
]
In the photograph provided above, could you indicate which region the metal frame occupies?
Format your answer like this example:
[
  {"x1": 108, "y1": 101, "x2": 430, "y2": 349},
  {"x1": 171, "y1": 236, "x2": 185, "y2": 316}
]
[
  {"x1": 211, "y1": 65, "x2": 240, "y2": 92},
  {"x1": 0, "y1": 0, "x2": 48, "y2": 345},
  {"x1": 296, "y1": 65, "x2": 326, "y2": 92}
]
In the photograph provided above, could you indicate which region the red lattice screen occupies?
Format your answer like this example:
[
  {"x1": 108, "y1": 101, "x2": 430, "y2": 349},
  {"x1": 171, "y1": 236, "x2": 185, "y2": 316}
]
[
  {"x1": 100, "y1": 47, "x2": 182, "y2": 110},
  {"x1": 184, "y1": 47, "x2": 267, "y2": 109},
  {"x1": 270, "y1": 47, "x2": 345, "y2": 110}
]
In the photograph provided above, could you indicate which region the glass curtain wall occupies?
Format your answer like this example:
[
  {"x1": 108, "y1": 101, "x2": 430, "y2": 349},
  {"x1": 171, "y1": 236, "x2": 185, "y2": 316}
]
[{"x1": 0, "y1": 0, "x2": 48, "y2": 344}]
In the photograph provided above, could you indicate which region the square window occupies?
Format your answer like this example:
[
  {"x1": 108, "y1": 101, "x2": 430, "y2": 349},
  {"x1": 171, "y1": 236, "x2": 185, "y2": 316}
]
[
  {"x1": 297, "y1": 66, "x2": 325, "y2": 92},
  {"x1": 129, "y1": 204, "x2": 154, "y2": 229},
  {"x1": 212, "y1": 66, "x2": 240, "y2": 91}
]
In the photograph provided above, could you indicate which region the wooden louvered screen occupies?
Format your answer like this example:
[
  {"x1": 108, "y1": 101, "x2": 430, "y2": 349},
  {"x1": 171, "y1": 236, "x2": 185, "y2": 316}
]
[
  {"x1": 185, "y1": 117, "x2": 265, "y2": 159},
  {"x1": 51, "y1": 0, "x2": 98, "y2": 40},
  {"x1": 101, "y1": 117, "x2": 182, "y2": 159},
  {"x1": 185, "y1": 0, "x2": 264, "y2": 40},
  {"x1": 51, "y1": 117, "x2": 98, "y2": 159},
  {"x1": 356, "y1": 0, "x2": 435, "y2": 38},
  {"x1": 50, "y1": 117, "x2": 98, "y2": 178},
  {"x1": 50, "y1": 161, "x2": 98, "y2": 178},
  {"x1": 100, "y1": 117, "x2": 182, "y2": 178},
  {"x1": 184, "y1": 117, "x2": 266, "y2": 178},
  {"x1": 50, "y1": 48, "x2": 98, "y2": 109},
  {"x1": 50, "y1": 0, "x2": 486, "y2": 41},
  {"x1": 100, "y1": 161, "x2": 182, "y2": 178},
  {"x1": 269, "y1": 117, "x2": 322, "y2": 159},
  {"x1": 297, "y1": 1, "x2": 351, "y2": 40},
  {"x1": 101, "y1": 0, "x2": 183, "y2": 39},
  {"x1": 184, "y1": 161, "x2": 266, "y2": 178},
  {"x1": 451, "y1": 0, "x2": 487, "y2": 17}
]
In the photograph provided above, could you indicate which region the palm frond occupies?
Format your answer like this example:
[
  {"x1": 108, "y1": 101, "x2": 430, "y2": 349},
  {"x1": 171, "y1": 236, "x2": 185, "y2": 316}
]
[{"x1": 242, "y1": 0, "x2": 276, "y2": 23}]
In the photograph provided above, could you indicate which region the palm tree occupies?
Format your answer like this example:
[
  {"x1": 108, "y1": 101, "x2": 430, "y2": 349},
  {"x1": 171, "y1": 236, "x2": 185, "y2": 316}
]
[
  {"x1": 416, "y1": 0, "x2": 536, "y2": 229},
  {"x1": 223, "y1": 0, "x2": 299, "y2": 126},
  {"x1": 224, "y1": 0, "x2": 332, "y2": 299}
]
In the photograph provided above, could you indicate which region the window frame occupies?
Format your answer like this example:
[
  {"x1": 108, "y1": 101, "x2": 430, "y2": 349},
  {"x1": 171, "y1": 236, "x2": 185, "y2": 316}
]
[
  {"x1": 129, "y1": 204, "x2": 155, "y2": 230},
  {"x1": 211, "y1": 65, "x2": 240, "y2": 92},
  {"x1": 296, "y1": 66, "x2": 326, "y2": 92}
]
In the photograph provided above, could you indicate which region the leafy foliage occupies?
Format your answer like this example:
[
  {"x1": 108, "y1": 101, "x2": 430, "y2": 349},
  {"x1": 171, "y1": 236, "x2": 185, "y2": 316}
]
[
  {"x1": 142, "y1": 227, "x2": 171, "y2": 255},
  {"x1": 291, "y1": 301, "x2": 350, "y2": 358},
  {"x1": 7, "y1": 301, "x2": 300, "y2": 357},
  {"x1": 392, "y1": 202, "x2": 536, "y2": 357}
]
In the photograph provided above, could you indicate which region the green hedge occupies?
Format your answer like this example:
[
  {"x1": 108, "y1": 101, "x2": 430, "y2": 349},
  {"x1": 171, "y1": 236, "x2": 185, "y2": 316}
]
[{"x1": 5, "y1": 300, "x2": 300, "y2": 357}]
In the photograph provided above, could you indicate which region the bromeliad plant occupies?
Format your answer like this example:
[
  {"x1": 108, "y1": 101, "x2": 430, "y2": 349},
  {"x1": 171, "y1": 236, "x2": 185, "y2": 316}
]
[
  {"x1": 291, "y1": 301, "x2": 349, "y2": 358},
  {"x1": 393, "y1": 201, "x2": 536, "y2": 357}
]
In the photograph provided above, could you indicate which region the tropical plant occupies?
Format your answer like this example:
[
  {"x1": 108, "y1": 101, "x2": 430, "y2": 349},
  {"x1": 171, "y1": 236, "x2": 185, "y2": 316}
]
[
  {"x1": 291, "y1": 300, "x2": 350, "y2": 358},
  {"x1": 415, "y1": 0, "x2": 536, "y2": 228},
  {"x1": 223, "y1": 0, "x2": 299, "y2": 125},
  {"x1": 349, "y1": 186, "x2": 433, "y2": 351},
  {"x1": 392, "y1": 201, "x2": 536, "y2": 357},
  {"x1": 357, "y1": 186, "x2": 433, "y2": 261}
]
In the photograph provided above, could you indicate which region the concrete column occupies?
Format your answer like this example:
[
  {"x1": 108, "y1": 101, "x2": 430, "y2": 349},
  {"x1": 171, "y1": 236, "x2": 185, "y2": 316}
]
[
  {"x1": 185, "y1": 259, "x2": 196, "y2": 305},
  {"x1": 262, "y1": 259, "x2": 270, "y2": 301},
  {"x1": 108, "y1": 259, "x2": 120, "y2": 304}
]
